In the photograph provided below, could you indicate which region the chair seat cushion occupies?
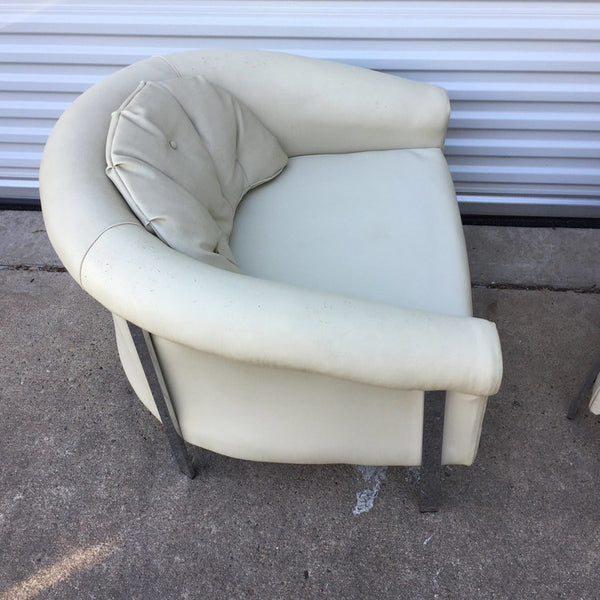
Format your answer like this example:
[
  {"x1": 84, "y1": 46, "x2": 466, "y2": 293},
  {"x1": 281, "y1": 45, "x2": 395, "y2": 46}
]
[
  {"x1": 105, "y1": 76, "x2": 288, "y2": 271},
  {"x1": 230, "y1": 148, "x2": 472, "y2": 317}
]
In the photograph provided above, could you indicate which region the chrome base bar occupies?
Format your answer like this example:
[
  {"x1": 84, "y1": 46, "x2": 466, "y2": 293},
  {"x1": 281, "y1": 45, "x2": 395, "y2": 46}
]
[
  {"x1": 127, "y1": 321, "x2": 196, "y2": 478},
  {"x1": 419, "y1": 390, "x2": 446, "y2": 512}
]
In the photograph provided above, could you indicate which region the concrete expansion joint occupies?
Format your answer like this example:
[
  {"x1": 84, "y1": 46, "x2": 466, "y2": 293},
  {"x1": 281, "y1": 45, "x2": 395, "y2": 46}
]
[
  {"x1": 472, "y1": 282, "x2": 599, "y2": 294},
  {"x1": 0, "y1": 263, "x2": 67, "y2": 273},
  {"x1": 3, "y1": 261, "x2": 597, "y2": 295}
]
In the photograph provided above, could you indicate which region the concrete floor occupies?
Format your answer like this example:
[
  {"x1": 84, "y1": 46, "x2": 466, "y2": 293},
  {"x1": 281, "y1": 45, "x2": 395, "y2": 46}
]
[{"x1": 1, "y1": 210, "x2": 599, "y2": 599}]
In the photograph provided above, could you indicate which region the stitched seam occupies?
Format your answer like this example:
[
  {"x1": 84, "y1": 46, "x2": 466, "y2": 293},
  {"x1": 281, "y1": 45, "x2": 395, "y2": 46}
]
[
  {"x1": 109, "y1": 154, "x2": 200, "y2": 225},
  {"x1": 154, "y1": 55, "x2": 182, "y2": 78},
  {"x1": 78, "y1": 222, "x2": 144, "y2": 285}
]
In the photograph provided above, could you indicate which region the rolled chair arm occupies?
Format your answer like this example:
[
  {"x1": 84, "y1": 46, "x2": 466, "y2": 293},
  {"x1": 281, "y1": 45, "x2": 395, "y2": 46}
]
[{"x1": 80, "y1": 223, "x2": 503, "y2": 398}]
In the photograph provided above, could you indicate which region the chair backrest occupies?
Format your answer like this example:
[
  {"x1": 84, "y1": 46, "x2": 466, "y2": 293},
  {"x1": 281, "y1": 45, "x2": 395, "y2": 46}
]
[
  {"x1": 162, "y1": 49, "x2": 450, "y2": 156},
  {"x1": 40, "y1": 49, "x2": 449, "y2": 282}
]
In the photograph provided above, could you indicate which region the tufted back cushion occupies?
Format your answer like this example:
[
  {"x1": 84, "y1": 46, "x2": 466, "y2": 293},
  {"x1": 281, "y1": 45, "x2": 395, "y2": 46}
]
[{"x1": 105, "y1": 75, "x2": 288, "y2": 271}]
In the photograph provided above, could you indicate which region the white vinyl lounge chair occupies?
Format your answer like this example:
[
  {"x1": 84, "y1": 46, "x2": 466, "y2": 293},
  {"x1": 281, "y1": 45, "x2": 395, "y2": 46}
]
[{"x1": 40, "y1": 49, "x2": 502, "y2": 510}]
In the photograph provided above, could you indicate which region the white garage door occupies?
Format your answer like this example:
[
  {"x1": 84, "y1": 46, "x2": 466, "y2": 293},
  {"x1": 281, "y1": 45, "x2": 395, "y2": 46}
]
[{"x1": 1, "y1": 0, "x2": 599, "y2": 217}]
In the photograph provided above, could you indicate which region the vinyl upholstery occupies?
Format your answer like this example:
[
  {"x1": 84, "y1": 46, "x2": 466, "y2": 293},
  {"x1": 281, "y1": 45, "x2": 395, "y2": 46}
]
[{"x1": 40, "y1": 49, "x2": 503, "y2": 465}]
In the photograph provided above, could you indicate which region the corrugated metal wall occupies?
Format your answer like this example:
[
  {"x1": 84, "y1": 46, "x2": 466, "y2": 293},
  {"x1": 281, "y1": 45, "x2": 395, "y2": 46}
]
[{"x1": 1, "y1": 0, "x2": 599, "y2": 216}]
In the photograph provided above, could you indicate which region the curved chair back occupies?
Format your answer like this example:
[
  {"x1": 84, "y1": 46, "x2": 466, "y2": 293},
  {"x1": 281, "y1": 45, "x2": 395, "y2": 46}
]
[{"x1": 40, "y1": 49, "x2": 449, "y2": 282}]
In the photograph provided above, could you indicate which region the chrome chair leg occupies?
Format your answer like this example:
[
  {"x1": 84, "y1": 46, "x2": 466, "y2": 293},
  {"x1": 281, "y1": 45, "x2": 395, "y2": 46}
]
[
  {"x1": 419, "y1": 390, "x2": 446, "y2": 512},
  {"x1": 127, "y1": 321, "x2": 196, "y2": 478}
]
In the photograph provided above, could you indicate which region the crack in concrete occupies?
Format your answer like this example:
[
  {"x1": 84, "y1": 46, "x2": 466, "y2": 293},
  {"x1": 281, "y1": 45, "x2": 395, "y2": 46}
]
[
  {"x1": 1, "y1": 264, "x2": 596, "y2": 294},
  {"x1": 3, "y1": 261, "x2": 597, "y2": 293},
  {"x1": 472, "y1": 282, "x2": 599, "y2": 294},
  {"x1": 0, "y1": 263, "x2": 66, "y2": 272},
  {"x1": 3, "y1": 260, "x2": 597, "y2": 301}
]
